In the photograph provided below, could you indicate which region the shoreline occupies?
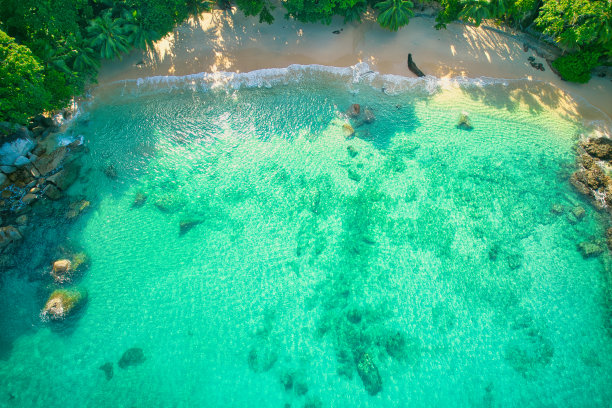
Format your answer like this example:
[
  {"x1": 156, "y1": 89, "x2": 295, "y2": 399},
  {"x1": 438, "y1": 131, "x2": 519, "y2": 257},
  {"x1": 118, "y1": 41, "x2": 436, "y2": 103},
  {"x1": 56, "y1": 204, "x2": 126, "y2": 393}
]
[{"x1": 97, "y1": 9, "x2": 612, "y2": 124}]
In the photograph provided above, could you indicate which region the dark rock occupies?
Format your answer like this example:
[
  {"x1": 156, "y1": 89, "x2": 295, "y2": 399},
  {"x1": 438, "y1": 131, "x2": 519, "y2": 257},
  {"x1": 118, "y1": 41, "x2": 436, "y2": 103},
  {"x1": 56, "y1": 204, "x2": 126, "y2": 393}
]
[
  {"x1": 279, "y1": 371, "x2": 294, "y2": 391},
  {"x1": 363, "y1": 108, "x2": 375, "y2": 124},
  {"x1": 179, "y1": 219, "x2": 203, "y2": 236},
  {"x1": 571, "y1": 206, "x2": 586, "y2": 220},
  {"x1": 294, "y1": 375, "x2": 308, "y2": 396},
  {"x1": 0, "y1": 226, "x2": 23, "y2": 248},
  {"x1": 457, "y1": 113, "x2": 473, "y2": 131},
  {"x1": 303, "y1": 396, "x2": 322, "y2": 408},
  {"x1": 570, "y1": 172, "x2": 591, "y2": 196},
  {"x1": 347, "y1": 145, "x2": 358, "y2": 158},
  {"x1": 43, "y1": 184, "x2": 63, "y2": 200},
  {"x1": 550, "y1": 204, "x2": 564, "y2": 215},
  {"x1": 332, "y1": 30, "x2": 341, "y2": 34},
  {"x1": 41, "y1": 116, "x2": 54, "y2": 128},
  {"x1": 581, "y1": 138, "x2": 612, "y2": 161},
  {"x1": 33, "y1": 146, "x2": 67, "y2": 175},
  {"x1": 347, "y1": 104, "x2": 360, "y2": 118},
  {"x1": 132, "y1": 192, "x2": 147, "y2": 208},
  {"x1": 407, "y1": 53, "x2": 425, "y2": 77},
  {"x1": 578, "y1": 240, "x2": 604, "y2": 258},
  {"x1": 346, "y1": 308, "x2": 362, "y2": 324},
  {"x1": 118, "y1": 348, "x2": 146, "y2": 369},
  {"x1": 356, "y1": 353, "x2": 382, "y2": 395},
  {"x1": 41, "y1": 287, "x2": 87, "y2": 321},
  {"x1": 103, "y1": 164, "x2": 118, "y2": 180},
  {"x1": 47, "y1": 161, "x2": 80, "y2": 191},
  {"x1": 99, "y1": 362, "x2": 114, "y2": 380},
  {"x1": 247, "y1": 344, "x2": 277, "y2": 372},
  {"x1": 528, "y1": 56, "x2": 535, "y2": 62},
  {"x1": 606, "y1": 228, "x2": 612, "y2": 251}
]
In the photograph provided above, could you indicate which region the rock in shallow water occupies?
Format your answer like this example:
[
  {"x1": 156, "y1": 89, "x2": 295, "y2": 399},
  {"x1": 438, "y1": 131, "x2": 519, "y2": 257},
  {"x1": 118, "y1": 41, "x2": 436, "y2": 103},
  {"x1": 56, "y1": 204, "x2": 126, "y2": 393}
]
[
  {"x1": 578, "y1": 240, "x2": 604, "y2": 258},
  {"x1": 179, "y1": 219, "x2": 203, "y2": 236},
  {"x1": 99, "y1": 362, "x2": 114, "y2": 380},
  {"x1": 118, "y1": 348, "x2": 146, "y2": 369},
  {"x1": 132, "y1": 192, "x2": 147, "y2": 208},
  {"x1": 41, "y1": 287, "x2": 87, "y2": 321},
  {"x1": 356, "y1": 352, "x2": 382, "y2": 396}
]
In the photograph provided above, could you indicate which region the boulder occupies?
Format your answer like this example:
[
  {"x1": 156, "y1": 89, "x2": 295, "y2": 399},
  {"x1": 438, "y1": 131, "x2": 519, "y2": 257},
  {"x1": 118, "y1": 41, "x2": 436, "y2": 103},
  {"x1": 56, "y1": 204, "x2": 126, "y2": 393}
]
[
  {"x1": 51, "y1": 259, "x2": 72, "y2": 283},
  {"x1": 21, "y1": 193, "x2": 37, "y2": 205},
  {"x1": 66, "y1": 199, "x2": 90, "y2": 220},
  {"x1": 570, "y1": 172, "x2": 591, "y2": 196},
  {"x1": 103, "y1": 164, "x2": 118, "y2": 180},
  {"x1": 347, "y1": 145, "x2": 358, "y2": 158},
  {"x1": 179, "y1": 219, "x2": 203, "y2": 236},
  {"x1": 457, "y1": 113, "x2": 473, "y2": 131},
  {"x1": 363, "y1": 108, "x2": 375, "y2": 124},
  {"x1": 47, "y1": 161, "x2": 80, "y2": 191},
  {"x1": 347, "y1": 104, "x2": 360, "y2": 118},
  {"x1": 0, "y1": 226, "x2": 23, "y2": 248},
  {"x1": 247, "y1": 343, "x2": 277, "y2": 373},
  {"x1": 118, "y1": 347, "x2": 146, "y2": 369},
  {"x1": 41, "y1": 287, "x2": 87, "y2": 320},
  {"x1": 0, "y1": 172, "x2": 6, "y2": 186},
  {"x1": 578, "y1": 241, "x2": 604, "y2": 258},
  {"x1": 34, "y1": 146, "x2": 67, "y2": 175},
  {"x1": 15, "y1": 215, "x2": 27, "y2": 225},
  {"x1": 356, "y1": 352, "x2": 382, "y2": 395},
  {"x1": 550, "y1": 204, "x2": 564, "y2": 215},
  {"x1": 571, "y1": 206, "x2": 586, "y2": 220},
  {"x1": 132, "y1": 192, "x2": 147, "y2": 208},
  {"x1": 342, "y1": 124, "x2": 355, "y2": 139},
  {"x1": 43, "y1": 184, "x2": 63, "y2": 200},
  {"x1": 99, "y1": 362, "x2": 114, "y2": 380},
  {"x1": 0, "y1": 137, "x2": 36, "y2": 168},
  {"x1": 581, "y1": 138, "x2": 612, "y2": 161}
]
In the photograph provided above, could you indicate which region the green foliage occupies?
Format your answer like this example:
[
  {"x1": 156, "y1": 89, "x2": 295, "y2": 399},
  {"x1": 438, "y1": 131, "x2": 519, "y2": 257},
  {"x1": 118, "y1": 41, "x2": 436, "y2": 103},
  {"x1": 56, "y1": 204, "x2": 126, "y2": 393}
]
[
  {"x1": 376, "y1": 0, "x2": 414, "y2": 31},
  {"x1": 435, "y1": 0, "x2": 462, "y2": 29},
  {"x1": 0, "y1": 30, "x2": 49, "y2": 123},
  {"x1": 87, "y1": 11, "x2": 130, "y2": 59},
  {"x1": 236, "y1": 0, "x2": 275, "y2": 24},
  {"x1": 536, "y1": 0, "x2": 612, "y2": 57},
  {"x1": 551, "y1": 50, "x2": 602, "y2": 83}
]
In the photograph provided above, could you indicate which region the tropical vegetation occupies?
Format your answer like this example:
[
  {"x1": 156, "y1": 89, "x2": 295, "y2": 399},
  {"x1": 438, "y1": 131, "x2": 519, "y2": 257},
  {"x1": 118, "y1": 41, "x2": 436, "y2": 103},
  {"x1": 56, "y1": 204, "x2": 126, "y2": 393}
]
[{"x1": 0, "y1": 0, "x2": 611, "y2": 124}]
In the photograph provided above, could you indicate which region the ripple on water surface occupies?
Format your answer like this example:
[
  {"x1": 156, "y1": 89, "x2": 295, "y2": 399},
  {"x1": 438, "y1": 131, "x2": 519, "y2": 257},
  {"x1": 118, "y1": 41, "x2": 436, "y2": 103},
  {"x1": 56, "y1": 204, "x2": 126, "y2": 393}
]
[{"x1": 0, "y1": 66, "x2": 611, "y2": 408}]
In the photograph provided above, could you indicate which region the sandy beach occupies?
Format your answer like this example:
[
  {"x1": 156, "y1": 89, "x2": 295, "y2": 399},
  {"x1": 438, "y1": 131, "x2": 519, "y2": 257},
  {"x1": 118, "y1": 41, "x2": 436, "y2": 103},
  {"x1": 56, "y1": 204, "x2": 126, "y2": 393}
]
[{"x1": 98, "y1": 8, "x2": 612, "y2": 122}]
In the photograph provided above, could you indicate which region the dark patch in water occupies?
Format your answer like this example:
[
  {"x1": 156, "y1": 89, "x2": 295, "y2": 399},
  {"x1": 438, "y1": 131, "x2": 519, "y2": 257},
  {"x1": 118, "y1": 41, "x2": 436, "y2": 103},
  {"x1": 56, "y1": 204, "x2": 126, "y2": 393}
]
[
  {"x1": 118, "y1": 348, "x2": 146, "y2": 369},
  {"x1": 99, "y1": 362, "x2": 114, "y2": 380}
]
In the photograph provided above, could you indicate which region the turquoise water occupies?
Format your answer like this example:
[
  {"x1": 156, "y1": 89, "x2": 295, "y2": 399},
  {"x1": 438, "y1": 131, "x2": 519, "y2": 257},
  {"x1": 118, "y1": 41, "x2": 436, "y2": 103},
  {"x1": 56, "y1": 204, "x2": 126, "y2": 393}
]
[{"x1": 1, "y1": 66, "x2": 611, "y2": 407}]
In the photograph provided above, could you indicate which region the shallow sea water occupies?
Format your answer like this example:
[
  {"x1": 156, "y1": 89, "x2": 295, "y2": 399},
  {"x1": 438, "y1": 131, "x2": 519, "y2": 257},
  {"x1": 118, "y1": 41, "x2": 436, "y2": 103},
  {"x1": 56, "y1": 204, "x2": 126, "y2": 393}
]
[{"x1": 1, "y1": 65, "x2": 611, "y2": 407}]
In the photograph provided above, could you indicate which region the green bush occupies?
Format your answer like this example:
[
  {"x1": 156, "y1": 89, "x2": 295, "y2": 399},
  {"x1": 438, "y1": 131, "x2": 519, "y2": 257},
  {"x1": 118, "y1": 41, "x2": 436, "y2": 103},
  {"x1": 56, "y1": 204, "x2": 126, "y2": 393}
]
[
  {"x1": 552, "y1": 50, "x2": 602, "y2": 83},
  {"x1": 0, "y1": 30, "x2": 49, "y2": 124}
]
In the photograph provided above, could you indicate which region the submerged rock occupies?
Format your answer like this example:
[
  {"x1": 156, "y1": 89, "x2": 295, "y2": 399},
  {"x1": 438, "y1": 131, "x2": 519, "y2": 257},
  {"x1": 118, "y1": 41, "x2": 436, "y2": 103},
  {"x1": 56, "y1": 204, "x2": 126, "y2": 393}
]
[
  {"x1": 457, "y1": 113, "x2": 473, "y2": 131},
  {"x1": 356, "y1": 353, "x2": 382, "y2": 396},
  {"x1": 247, "y1": 343, "x2": 277, "y2": 373},
  {"x1": 578, "y1": 240, "x2": 604, "y2": 258},
  {"x1": 347, "y1": 145, "x2": 358, "y2": 158},
  {"x1": 363, "y1": 108, "x2": 375, "y2": 124},
  {"x1": 571, "y1": 206, "x2": 586, "y2": 220},
  {"x1": 118, "y1": 348, "x2": 146, "y2": 369},
  {"x1": 0, "y1": 226, "x2": 23, "y2": 248},
  {"x1": 343, "y1": 123, "x2": 355, "y2": 139},
  {"x1": 179, "y1": 219, "x2": 203, "y2": 236},
  {"x1": 99, "y1": 362, "x2": 114, "y2": 380},
  {"x1": 132, "y1": 192, "x2": 147, "y2": 208},
  {"x1": 103, "y1": 164, "x2": 118, "y2": 180},
  {"x1": 66, "y1": 199, "x2": 90, "y2": 220},
  {"x1": 41, "y1": 287, "x2": 87, "y2": 321},
  {"x1": 347, "y1": 104, "x2": 360, "y2": 118},
  {"x1": 550, "y1": 204, "x2": 564, "y2": 215}
]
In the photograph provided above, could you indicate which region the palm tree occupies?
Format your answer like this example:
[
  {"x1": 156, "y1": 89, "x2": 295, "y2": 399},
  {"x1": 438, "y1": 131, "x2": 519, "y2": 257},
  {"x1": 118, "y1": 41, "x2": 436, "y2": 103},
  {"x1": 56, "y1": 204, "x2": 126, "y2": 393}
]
[
  {"x1": 87, "y1": 11, "x2": 130, "y2": 60},
  {"x1": 121, "y1": 10, "x2": 158, "y2": 50},
  {"x1": 459, "y1": 0, "x2": 491, "y2": 26},
  {"x1": 376, "y1": 0, "x2": 415, "y2": 31}
]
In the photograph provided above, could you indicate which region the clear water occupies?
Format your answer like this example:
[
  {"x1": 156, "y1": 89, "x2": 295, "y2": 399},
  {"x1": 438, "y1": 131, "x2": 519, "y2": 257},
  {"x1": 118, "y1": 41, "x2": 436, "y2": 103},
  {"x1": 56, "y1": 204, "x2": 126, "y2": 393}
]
[{"x1": 1, "y1": 66, "x2": 611, "y2": 407}]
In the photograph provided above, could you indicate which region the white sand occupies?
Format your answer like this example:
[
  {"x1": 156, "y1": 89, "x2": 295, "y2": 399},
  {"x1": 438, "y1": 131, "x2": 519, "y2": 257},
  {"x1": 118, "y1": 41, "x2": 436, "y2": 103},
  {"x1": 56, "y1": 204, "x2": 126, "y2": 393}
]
[{"x1": 98, "y1": 8, "x2": 612, "y2": 122}]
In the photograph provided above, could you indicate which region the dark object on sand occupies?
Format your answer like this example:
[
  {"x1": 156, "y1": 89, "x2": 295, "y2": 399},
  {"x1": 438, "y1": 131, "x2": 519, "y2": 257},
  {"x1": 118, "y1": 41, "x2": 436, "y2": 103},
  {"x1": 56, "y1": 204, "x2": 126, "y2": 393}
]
[
  {"x1": 118, "y1": 347, "x2": 146, "y2": 369},
  {"x1": 99, "y1": 362, "x2": 114, "y2": 380},
  {"x1": 407, "y1": 54, "x2": 425, "y2": 77},
  {"x1": 179, "y1": 219, "x2": 203, "y2": 236}
]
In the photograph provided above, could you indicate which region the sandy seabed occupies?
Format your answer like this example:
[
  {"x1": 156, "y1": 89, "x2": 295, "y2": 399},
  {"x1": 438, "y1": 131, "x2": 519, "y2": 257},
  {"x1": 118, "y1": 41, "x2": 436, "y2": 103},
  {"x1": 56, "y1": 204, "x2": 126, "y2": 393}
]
[{"x1": 97, "y1": 7, "x2": 612, "y2": 125}]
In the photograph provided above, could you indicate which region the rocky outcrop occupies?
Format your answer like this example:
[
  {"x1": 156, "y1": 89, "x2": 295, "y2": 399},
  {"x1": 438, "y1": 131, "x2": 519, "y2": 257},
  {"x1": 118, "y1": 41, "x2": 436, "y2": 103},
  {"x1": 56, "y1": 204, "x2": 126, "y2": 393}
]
[
  {"x1": 457, "y1": 113, "x2": 473, "y2": 131},
  {"x1": 343, "y1": 123, "x2": 355, "y2": 138},
  {"x1": 0, "y1": 225, "x2": 22, "y2": 248},
  {"x1": 118, "y1": 347, "x2": 146, "y2": 369},
  {"x1": 356, "y1": 352, "x2": 382, "y2": 395},
  {"x1": 347, "y1": 104, "x2": 360, "y2": 118},
  {"x1": 581, "y1": 137, "x2": 612, "y2": 160},
  {"x1": 41, "y1": 287, "x2": 87, "y2": 321},
  {"x1": 51, "y1": 259, "x2": 72, "y2": 283},
  {"x1": 578, "y1": 240, "x2": 605, "y2": 258}
]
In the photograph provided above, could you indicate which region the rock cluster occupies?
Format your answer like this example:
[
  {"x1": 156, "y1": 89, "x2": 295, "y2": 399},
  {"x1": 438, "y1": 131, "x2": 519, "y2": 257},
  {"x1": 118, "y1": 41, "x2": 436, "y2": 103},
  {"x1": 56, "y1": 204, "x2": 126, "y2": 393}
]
[
  {"x1": 342, "y1": 104, "x2": 376, "y2": 140},
  {"x1": 40, "y1": 287, "x2": 87, "y2": 321}
]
